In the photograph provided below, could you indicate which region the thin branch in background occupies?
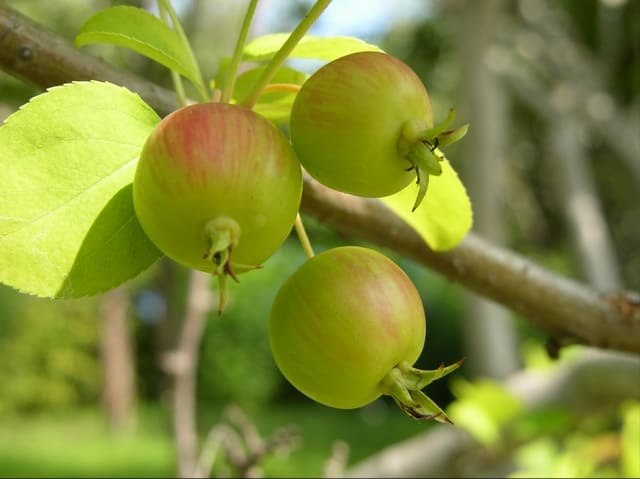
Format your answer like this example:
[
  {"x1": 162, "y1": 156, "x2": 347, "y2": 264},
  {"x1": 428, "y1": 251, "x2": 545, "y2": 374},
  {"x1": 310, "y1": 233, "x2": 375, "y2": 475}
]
[
  {"x1": 516, "y1": 0, "x2": 626, "y2": 293},
  {"x1": 494, "y1": 2, "x2": 627, "y2": 292},
  {"x1": 323, "y1": 440, "x2": 350, "y2": 479},
  {"x1": 196, "y1": 423, "x2": 243, "y2": 478},
  {"x1": 196, "y1": 404, "x2": 300, "y2": 478},
  {"x1": 505, "y1": 4, "x2": 640, "y2": 185},
  {"x1": 549, "y1": 118, "x2": 623, "y2": 290}
]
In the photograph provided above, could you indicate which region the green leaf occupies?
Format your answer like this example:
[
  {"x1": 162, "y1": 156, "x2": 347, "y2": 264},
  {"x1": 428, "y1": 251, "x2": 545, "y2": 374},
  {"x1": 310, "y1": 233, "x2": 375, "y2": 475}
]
[
  {"x1": 0, "y1": 81, "x2": 162, "y2": 299},
  {"x1": 233, "y1": 65, "x2": 307, "y2": 125},
  {"x1": 75, "y1": 5, "x2": 202, "y2": 86},
  {"x1": 447, "y1": 378, "x2": 523, "y2": 447},
  {"x1": 621, "y1": 401, "x2": 640, "y2": 478},
  {"x1": 381, "y1": 158, "x2": 473, "y2": 251},
  {"x1": 513, "y1": 407, "x2": 575, "y2": 439},
  {"x1": 243, "y1": 33, "x2": 383, "y2": 62}
]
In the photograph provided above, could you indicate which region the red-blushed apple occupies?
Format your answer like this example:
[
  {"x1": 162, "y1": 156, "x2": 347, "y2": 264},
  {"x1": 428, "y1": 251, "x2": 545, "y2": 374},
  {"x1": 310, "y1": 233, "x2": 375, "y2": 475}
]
[
  {"x1": 290, "y1": 51, "x2": 467, "y2": 210},
  {"x1": 133, "y1": 103, "x2": 302, "y2": 303},
  {"x1": 269, "y1": 246, "x2": 462, "y2": 422}
]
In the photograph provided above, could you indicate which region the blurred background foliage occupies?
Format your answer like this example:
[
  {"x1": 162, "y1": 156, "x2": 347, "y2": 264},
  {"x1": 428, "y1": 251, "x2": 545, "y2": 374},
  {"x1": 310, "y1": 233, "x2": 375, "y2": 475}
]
[{"x1": 0, "y1": 0, "x2": 638, "y2": 477}]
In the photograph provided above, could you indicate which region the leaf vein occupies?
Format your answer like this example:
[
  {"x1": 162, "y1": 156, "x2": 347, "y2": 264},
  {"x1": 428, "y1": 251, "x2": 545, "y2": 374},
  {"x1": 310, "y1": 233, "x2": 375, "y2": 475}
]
[{"x1": 0, "y1": 157, "x2": 137, "y2": 240}]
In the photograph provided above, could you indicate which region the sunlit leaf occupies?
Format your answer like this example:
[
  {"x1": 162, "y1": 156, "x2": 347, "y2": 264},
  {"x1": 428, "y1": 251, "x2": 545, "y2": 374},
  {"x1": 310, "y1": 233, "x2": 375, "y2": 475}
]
[
  {"x1": 447, "y1": 378, "x2": 523, "y2": 447},
  {"x1": 0, "y1": 81, "x2": 162, "y2": 298},
  {"x1": 511, "y1": 438, "x2": 560, "y2": 478},
  {"x1": 76, "y1": 6, "x2": 202, "y2": 86},
  {"x1": 233, "y1": 65, "x2": 307, "y2": 125},
  {"x1": 381, "y1": 158, "x2": 472, "y2": 251},
  {"x1": 243, "y1": 33, "x2": 383, "y2": 62},
  {"x1": 621, "y1": 401, "x2": 640, "y2": 478}
]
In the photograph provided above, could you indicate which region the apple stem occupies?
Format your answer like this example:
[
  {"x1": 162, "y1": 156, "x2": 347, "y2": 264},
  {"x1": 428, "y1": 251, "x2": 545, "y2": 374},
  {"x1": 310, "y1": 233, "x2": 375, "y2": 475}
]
[
  {"x1": 294, "y1": 213, "x2": 315, "y2": 258},
  {"x1": 157, "y1": 0, "x2": 209, "y2": 102},
  {"x1": 221, "y1": 0, "x2": 259, "y2": 103},
  {"x1": 240, "y1": 0, "x2": 333, "y2": 109},
  {"x1": 157, "y1": 3, "x2": 188, "y2": 106},
  {"x1": 380, "y1": 359, "x2": 464, "y2": 423},
  {"x1": 260, "y1": 83, "x2": 302, "y2": 95}
]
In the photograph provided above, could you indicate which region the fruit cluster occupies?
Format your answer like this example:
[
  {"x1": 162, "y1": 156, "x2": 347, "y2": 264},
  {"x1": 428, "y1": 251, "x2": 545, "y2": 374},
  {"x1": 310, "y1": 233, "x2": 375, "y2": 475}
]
[{"x1": 133, "y1": 51, "x2": 463, "y2": 422}]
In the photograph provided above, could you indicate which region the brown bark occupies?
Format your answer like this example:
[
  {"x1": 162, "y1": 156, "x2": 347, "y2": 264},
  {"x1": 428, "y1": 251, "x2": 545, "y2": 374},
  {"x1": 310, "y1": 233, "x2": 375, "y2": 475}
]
[
  {"x1": 0, "y1": 4, "x2": 179, "y2": 115},
  {"x1": 99, "y1": 287, "x2": 136, "y2": 432}
]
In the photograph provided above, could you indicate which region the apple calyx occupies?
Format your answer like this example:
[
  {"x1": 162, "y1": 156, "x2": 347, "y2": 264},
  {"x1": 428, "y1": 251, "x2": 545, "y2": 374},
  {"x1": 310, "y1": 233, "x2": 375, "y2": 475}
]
[
  {"x1": 400, "y1": 109, "x2": 469, "y2": 211},
  {"x1": 380, "y1": 359, "x2": 464, "y2": 423},
  {"x1": 202, "y1": 216, "x2": 260, "y2": 314}
]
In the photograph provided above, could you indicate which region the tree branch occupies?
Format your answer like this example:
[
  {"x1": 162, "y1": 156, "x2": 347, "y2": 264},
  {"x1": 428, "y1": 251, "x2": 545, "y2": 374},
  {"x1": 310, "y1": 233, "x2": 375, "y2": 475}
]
[
  {"x1": 301, "y1": 176, "x2": 640, "y2": 354},
  {"x1": 500, "y1": 8, "x2": 640, "y2": 185},
  {"x1": 0, "y1": 5, "x2": 639, "y2": 354},
  {"x1": 0, "y1": 4, "x2": 179, "y2": 115}
]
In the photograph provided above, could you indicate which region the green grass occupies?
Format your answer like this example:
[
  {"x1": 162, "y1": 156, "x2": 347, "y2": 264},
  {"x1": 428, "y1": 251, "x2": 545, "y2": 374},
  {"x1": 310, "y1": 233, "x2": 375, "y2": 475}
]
[
  {"x1": 0, "y1": 399, "x2": 433, "y2": 477},
  {"x1": 0, "y1": 406, "x2": 175, "y2": 477}
]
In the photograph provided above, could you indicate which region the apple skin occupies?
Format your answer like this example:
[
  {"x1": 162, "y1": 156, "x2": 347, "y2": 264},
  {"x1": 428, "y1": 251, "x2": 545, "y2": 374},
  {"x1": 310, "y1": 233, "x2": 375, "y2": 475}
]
[
  {"x1": 269, "y1": 246, "x2": 426, "y2": 409},
  {"x1": 290, "y1": 51, "x2": 433, "y2": 197},
  {"x1": 133, "y1": 103, "x2": 302, "y2": 273}
]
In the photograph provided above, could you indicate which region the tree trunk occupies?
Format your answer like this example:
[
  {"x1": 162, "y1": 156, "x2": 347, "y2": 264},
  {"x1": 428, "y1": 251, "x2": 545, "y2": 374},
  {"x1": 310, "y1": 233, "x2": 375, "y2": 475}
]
[
  {"x1": 99, "y1": 287, "x2": 136, "y2": 432},
  {"x1": 550, "y1": 118, "x2": 623, "y2": 291},
  {"x1": 458, "y1": 0, "x2": 521, "y2": 378},
  {"x1": 161, "y1": 269, "x2": 213, "y2": 478}
]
